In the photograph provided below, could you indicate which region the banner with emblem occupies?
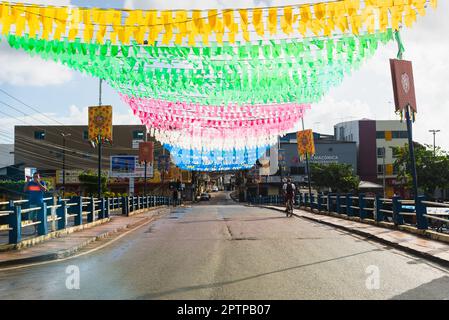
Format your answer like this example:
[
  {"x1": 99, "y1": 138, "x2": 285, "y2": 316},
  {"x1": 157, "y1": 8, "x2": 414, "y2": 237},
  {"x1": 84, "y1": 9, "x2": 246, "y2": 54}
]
[
  {"x1": 88, "y1": 105, "x2": 113, "y2": 143},
  {"x1": 297, "y1": 130, "x2": 315, "y2": 157},
  {"x1": 390, "y1": 59, "x2": 417, "y2": 113},
  {"x1": 138, "y1": 141, "x2": 154, "y2": 163}
]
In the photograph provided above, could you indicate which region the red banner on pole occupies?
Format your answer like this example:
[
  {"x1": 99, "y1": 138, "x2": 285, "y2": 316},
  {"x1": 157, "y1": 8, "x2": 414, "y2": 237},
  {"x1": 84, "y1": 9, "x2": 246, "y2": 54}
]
[
  {"x1": 139, "y1": 142, "x2": 154, "y2": 163},
  {"x1": 390, "y1": 59, "x2": 417, "y2": 113}
]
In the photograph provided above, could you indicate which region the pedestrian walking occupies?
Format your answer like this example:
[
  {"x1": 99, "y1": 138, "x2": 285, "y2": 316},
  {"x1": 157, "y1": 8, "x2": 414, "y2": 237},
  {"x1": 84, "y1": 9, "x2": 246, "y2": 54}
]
[{"x1": 23, "y1": 171, "x2": 48, "y2": 230}]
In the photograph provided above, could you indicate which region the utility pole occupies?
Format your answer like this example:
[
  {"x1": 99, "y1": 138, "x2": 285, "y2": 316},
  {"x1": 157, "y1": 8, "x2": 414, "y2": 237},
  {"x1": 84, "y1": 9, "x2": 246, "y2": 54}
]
[
  {"x1": 97, "y1": 79, "x2": 103, "y2": 198},
  {"x1": 61, "y1": 132, "x2": 71, "y2": 197},
  {"x1": 382, "y1": 147, "x2": 386, "y2": 198},
  {"x1": 405, "y1": 105, "x2": 418, "y2": 200},
  {"x1": 429, "y1": 129, "x2": 440, "y2": 158},
  {"x1": 301, "y1": 117, "x2": 313, "y2": 205},
  {"x1": 144, "y1": 129, "x2": 148, "y2": 195}
]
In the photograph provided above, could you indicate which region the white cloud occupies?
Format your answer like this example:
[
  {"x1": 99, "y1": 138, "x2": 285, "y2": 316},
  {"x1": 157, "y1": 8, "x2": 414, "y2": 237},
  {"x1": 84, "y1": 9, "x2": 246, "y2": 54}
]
[{"x1": 0, "y1": 42, "x2": 73, "y2": 87}]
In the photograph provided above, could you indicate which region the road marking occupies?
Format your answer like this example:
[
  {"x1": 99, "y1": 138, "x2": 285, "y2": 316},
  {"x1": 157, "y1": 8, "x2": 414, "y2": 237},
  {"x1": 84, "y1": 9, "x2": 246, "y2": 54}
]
[{"x1": 0, "y1": 211, "x2": 169, "y2": 272}]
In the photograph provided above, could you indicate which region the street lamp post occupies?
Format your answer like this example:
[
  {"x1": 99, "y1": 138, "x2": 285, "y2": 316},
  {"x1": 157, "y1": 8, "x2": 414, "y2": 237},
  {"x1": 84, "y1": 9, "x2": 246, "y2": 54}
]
[
  {"x1": 429, "y1": 129, "x2": 440, "y2": 158},
  {"x1": 61, "y1": 133, "x2": 71, "y2": 197},
  {"x1": 301, "y1": 117, "x2": 313, "y2": 206},
  {"x1": 382, "y1": 147, "x2": 386, "y2": 198},
  {"x1": 97, "y1": 79, "x2": 103, "y2": 198}
]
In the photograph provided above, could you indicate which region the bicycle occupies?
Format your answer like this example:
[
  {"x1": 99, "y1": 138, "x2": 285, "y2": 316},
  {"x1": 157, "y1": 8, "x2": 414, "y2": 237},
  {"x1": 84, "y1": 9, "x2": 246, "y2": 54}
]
[{"x1": 285, "y1": 197, "x2": 294, "y2": 217}]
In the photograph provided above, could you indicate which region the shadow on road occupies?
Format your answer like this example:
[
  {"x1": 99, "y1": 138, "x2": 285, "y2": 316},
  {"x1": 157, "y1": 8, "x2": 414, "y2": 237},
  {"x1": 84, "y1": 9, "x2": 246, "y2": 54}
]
[
  {"x1": 134, "y1": 248, "x2": 378, "y2": 299},
  {"x1": 390, "y1": 276, "x2": 449, "y2": 300}
]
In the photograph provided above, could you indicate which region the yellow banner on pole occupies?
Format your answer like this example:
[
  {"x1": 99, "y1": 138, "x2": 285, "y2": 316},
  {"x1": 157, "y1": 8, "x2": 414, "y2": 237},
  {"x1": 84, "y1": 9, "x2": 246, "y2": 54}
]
[
  {"x1": 88, "y1": 105, "x2": 113, "y2": 143},
  {"x1": 297, "y1": 129, "x2": 315, "y2": 156}
]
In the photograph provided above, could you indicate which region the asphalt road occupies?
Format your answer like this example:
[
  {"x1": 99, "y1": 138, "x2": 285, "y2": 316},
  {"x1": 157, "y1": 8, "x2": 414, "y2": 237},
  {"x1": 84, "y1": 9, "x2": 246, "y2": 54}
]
[{"x1": 1, "y1": 191, "x2": 449, "y2": 300}]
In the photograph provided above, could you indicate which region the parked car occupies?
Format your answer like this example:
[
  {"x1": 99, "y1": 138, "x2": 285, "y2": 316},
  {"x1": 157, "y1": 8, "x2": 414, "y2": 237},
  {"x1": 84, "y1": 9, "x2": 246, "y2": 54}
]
[
  {"x1": 200, "y1": 193, "x2": 211, "y2": 201},
  {"x1": 212, "y1": 186, "x2": 219, "y2": 192}
]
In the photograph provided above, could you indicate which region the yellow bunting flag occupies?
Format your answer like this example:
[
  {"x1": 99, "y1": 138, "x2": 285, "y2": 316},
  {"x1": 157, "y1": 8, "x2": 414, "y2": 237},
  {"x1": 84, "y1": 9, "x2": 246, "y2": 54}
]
[
  {"x1": 161, "y1": 10, "x2": 173, "y2": 45},
  {"x1": 252, "y1": 8, "x2": 264, "y2": 36},
  {"x1": 299, "y1": 5, "x2": 311, "y2": 36},
  {"x1": 175, "y1": 10, "x2": 188, "y2": 45},
  {"x1": 239, "y1": 9, "x2": 250, "y2": 41},
  {"x1": 54, "y1": 7, "x2": 68, "y2": 40},
  {"x1": 281, "y1": 6, "x2": 293, "y2": 35},
  {"x1": 223, "y1": 9, "x2": 236, "y2": 43},
  {"x1": 13, "y1": 6, "x2": 26, "y2": 37},
  {"x1": 268, "y1": 7, "x2": 277, "y2": 35},
  {"x1": 0, "y1": 1, "x2": 439, "y2": 46}
]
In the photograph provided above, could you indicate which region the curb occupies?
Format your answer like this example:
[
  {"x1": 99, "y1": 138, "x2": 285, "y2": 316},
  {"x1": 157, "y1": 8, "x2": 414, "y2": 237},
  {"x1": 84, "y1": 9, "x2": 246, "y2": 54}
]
[
  {"x1": 256, "y1": 205, "x2": 449, "y2": 268},
  {"x1": 0, "y1": 207, "x2": 169, "y2": 268}
]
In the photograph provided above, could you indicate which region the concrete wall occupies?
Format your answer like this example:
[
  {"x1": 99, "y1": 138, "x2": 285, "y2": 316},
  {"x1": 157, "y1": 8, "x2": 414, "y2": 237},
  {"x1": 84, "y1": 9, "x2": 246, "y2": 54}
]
[{"x1": 0, "y1": 144, "x2": 14, "y2": 168}]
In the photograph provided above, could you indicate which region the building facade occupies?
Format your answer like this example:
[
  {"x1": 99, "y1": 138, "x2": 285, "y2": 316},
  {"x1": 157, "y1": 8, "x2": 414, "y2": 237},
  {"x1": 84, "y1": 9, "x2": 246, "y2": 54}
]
[
  {"x1": 247, "y1": 132, "x2": 357, "y2": 197},
  {"x1": 334, "y1": 119, "x2": 408, "y2": 197},
  {"x1": 13, "y1": 125, "x2": 189, "y2": 195}
]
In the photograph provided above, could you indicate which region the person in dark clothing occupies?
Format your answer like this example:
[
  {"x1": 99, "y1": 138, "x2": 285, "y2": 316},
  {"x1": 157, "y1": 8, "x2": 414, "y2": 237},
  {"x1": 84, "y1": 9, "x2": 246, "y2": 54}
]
[{"x1": 23, "y1": 172, "x2": 48, "y2": 228}]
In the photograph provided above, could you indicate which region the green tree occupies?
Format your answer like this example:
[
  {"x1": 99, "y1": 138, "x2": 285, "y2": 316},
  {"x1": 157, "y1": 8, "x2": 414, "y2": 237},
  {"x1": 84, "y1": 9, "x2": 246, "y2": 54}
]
[
  {"x1": 78, "y1": 170, "x2": 108, "y2": 196},
  {"x1": 310, "y1": 163, "x2": 359, "y2": 193},
  {"x1": 394, "y1": 143, "x2": 449, "y2": 198}
]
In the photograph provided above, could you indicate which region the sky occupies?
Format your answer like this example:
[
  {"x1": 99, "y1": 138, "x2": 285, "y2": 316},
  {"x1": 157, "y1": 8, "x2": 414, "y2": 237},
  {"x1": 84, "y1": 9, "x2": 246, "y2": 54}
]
[{"x1": 0, "y1": 0, "x2": 448, "y2": 151}]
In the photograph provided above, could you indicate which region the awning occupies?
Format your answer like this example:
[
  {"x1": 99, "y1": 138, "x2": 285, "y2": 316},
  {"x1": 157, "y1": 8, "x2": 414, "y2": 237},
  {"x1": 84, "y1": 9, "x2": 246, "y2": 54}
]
[{"x1": 359, "y1": 181, "x2": 383, "y2": 189}]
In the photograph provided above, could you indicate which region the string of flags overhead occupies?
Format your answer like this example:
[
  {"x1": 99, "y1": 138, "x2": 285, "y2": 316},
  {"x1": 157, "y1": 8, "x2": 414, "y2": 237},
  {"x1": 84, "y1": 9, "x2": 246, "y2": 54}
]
[{"x1": 0, "y1": 0, "x2": 438, "y2": 171}]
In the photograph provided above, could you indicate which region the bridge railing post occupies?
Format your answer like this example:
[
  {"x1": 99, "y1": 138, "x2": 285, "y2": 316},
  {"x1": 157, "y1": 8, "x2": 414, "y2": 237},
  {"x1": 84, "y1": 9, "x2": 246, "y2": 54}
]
[
  {"x1": 9, "y1": 202, "x2": 22, "y2": 244},
  {"x1": 310, "y1": 193, "x2": 315, "y2": 210},
  {"x1": 374, "y1": 194, "x2": 383, "y2": 222},
  {"x1": 98, "y1": 198, "x2": 105, "y2": 220},
  {"x1": 336, "y1": 194, "x2": 341, "y2": 214},
  {"x1": 73, "y1": 196, "x2": 83, "y2": 226},
  {"x1": 56, "y1": 198, "x2": 67, "y2": 230},
  {"x1": 327, "y1": 193, "x2": 332, "y2": 213},
  {"x1": 346, "y1": 193, "x2": 353, "y2": 216},
  {"x1": 304, "y1": 193, "x2": 309, "y2": 209},
  {"x1": 37, "y1": 202, "x2": 48, "y2": 236},
  {"x1": 87, "y1": 196, "x2": 95, "y2": 223},
  {"x1": 415, "y1": 195, "x2": 428, "y2": 230},
  {"x1": 105, "y1": 198, "x2": 110, "y2": 219},
  {"x1": 392, "y1": 196, "x2": 404, "y2": 226},
  {"x1": 359, "y1": 193, "x2": 367, "y2": 220},
  {"x1": 317, "y1": 193, "x2": 322, "y2": 212}
]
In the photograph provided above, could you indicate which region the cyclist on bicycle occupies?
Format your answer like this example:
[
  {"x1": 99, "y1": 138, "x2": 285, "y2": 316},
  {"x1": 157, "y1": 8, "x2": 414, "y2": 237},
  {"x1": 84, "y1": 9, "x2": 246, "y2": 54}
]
[{"x1": 282, "y1": 178, "x2": 295, "y2": 216}]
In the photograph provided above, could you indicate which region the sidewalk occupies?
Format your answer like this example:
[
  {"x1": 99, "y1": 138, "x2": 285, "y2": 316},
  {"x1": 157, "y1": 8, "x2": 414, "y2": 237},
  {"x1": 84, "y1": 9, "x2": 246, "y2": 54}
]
[
  {"x1": 258, "y1": 204, "x2": 449, "y2": 267},
  {"x1": 0, "y1": 207, "x2": 169, "y2": 268}
]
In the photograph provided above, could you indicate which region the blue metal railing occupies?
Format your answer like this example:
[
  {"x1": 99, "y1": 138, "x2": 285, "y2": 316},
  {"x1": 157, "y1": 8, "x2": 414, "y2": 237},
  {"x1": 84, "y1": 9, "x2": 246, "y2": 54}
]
[
  {"x1": 249, "y1": 192, "x2": 449, "y2": 233},
  {"x1": 0, "y1": 195, "x2": 171, "y2": 245}
]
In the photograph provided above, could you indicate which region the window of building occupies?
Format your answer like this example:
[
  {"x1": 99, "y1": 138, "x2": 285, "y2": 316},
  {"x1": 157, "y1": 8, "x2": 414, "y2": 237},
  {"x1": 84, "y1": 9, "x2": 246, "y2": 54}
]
[
  {"x1": 339, "y1": 127, "x2": 345, "y2": 141},
  {"x1": 133, "y1": 130, "x2": 144, "y2": 140},
  {"x1": 377, "y1": 165, "x2": 384, "y2": 174},
  {"x1": 34, "y1": 130, "x2": 45, "y2": 140},
  {"x1": 376, "y1": 131, "x2": 385, "y2": 139},
  {"x1": 392, "y1": 131, "x2": 408, "y2": 139},
  {"x1": 83, "y1": 130, "x2": 89, "y2": 140},
  {"x1": 377, "y1": 147, "x2": 385, "y2": 158}
]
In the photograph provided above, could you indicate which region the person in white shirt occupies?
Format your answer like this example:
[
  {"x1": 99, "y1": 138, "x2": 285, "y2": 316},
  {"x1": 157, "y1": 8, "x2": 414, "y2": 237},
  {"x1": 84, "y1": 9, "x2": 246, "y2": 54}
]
[{"x1": 282, "y1": 178, "x2": 295, "y2": 215}]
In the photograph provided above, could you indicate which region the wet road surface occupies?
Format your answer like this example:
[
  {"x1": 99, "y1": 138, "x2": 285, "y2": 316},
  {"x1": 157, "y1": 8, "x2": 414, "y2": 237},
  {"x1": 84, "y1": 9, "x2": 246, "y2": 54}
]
[{"x1": 1, "y1": 192, "x2": 449, "y2": 299}]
